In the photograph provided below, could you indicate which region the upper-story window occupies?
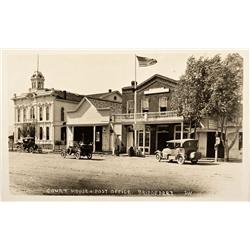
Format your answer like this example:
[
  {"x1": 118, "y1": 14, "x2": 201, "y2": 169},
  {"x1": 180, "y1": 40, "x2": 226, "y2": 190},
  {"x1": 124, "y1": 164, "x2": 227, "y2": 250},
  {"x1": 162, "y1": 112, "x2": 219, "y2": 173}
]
[
  {"x1": 17, "y1": 109, "x2": 20, "y2": 122},
  {"x1": 127, "y1": 100, "x2": 134, "y2": 114},
  {"x1": 46, "y1": 106, "x2": 49, "y2": 121},
  {"x1": 39, "y1": 106, "x2": 43, "y2": 121},
  {"x1": 159, "y1": 96, "x2": 168, "y2": 112},
  {"x1": 23, "y1": 108, "x2": 26, "y2": 122},
  {"x1": 30, "y1": 107, "x2": 35, "y2": 119},
  {"x1": 114, "y1": 96, "x2": 117, "y2": 101},
  {"x1": 141, "y1": 97, "x2": 149, "y2": 113},
  {"x1": 61, "y1": 107, "x2": 65, "y2": 121}
]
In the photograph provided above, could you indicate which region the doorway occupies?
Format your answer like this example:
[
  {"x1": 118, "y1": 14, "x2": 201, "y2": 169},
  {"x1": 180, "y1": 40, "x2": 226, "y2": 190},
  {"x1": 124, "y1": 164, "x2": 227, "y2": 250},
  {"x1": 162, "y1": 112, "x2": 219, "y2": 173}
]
[
  {"x1": 74, "y1": 126, "x2": 93, "y2": 144},
  {"x1": 206, "y1": 132, "x2": 224, "y2": 158},
  {"x1": 95, "y1": 126, "x2": 102, "y2": 152}
]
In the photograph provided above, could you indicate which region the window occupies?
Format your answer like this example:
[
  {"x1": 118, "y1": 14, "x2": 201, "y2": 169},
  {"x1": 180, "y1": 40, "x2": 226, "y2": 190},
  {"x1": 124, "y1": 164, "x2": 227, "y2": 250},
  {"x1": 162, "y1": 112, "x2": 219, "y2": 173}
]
[
  {"x1": 39, "y1": 127, "x2": 43, "y2": 140},
  {"x1": 39, "y1": 106, "x2": 43, "y2": 121},
  {"x1": 30, "y1": 107, "x2": 35, "y2": 119},
  {"x1": 23, "y1": 108, "x2": 26, "y2": 122},
  {"x1": 159, "y1": 96, "x2": 168, "y2": 112},
  {"x1": 46, "y1": 106, "x2": 49, "y2": 120},
  {"x1": 141, "y1": 98, "x2": 149, "y2": 113},
  {"x1": 61, "y1": 107, "x2": 65, "y2": 121},
  {"x1": 175, "y1": 125, "x2": 188, "y2": 140},
  {"x1": 17, "y1": 109, "x2": 20, "y2": 122},
  {"x1": 239, "y1": 132, "x2": 243, "y2": 150},
  {"x1": 46, "y1": 127, "x2": 50, "y2": 140},
  {"x1": 114, "y1": 96, "x2": 117, "y2": 101},
  {"x1": 127, "y1": 100, "x2": 134, "y2": 114}
]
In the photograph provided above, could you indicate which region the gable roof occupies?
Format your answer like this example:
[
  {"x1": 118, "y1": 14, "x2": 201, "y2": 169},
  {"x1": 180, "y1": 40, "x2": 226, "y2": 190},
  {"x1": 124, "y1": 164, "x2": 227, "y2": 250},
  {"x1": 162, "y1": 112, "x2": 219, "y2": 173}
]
[
  {"x1": 122, "y1": 74, "x2": 178, "y2": 91},
  {"x1": 87, "y1": 90, "x2": 122, "y2": 100},
  {"x1": 67, "y1": 96, "x2": 122, "y2": 114}
]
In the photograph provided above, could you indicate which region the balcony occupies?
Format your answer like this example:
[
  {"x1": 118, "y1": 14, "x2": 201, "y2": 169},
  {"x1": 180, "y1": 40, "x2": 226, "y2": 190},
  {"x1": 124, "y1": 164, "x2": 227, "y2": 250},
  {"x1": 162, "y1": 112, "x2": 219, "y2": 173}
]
[{"x1": 112, "y1": 111, "x2": 183, "y2": 124}]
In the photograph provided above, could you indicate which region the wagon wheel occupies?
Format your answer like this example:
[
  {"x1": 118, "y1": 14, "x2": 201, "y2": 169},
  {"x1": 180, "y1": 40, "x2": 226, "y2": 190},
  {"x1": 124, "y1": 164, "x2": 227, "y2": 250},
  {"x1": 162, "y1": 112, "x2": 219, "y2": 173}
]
[
  {"x1": 75, "y1": 152, "x2": 81, "y2": 160},
  {"x1": 155, "y1": 153, "x2": 161, "y2": 162},
  {"x1": 177, "y1": 154, "x2": 185, "y2": 165},
  {"x1": 87, "y1": 153, "x2": 92, "y2": 159}
]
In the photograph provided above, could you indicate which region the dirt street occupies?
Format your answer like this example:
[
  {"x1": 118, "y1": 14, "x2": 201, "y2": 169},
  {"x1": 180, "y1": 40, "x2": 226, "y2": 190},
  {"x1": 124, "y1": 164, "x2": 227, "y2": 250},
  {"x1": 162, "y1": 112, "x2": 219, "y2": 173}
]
[{"x1": 8, "y1": 152, "x2": 248, "y2": 200}]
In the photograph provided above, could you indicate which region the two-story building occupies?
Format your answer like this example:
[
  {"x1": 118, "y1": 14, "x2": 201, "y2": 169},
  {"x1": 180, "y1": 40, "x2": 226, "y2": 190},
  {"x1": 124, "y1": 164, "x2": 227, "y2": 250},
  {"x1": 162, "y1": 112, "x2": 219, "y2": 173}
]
[
  {"x1": 12, "y1": 68, "x2": 122, "y2": 151},
  {"x1": 112, "y1": 74, "x2": 186, "y2": 155},
  {"x1": 113, "y1": 74, "x2": 242, "y2": 160}
]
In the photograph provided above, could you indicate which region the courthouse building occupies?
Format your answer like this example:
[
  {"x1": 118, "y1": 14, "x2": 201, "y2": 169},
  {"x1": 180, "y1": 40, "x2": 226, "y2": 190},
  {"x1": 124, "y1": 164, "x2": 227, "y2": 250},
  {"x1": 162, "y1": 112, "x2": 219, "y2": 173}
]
[{"x1": 12, "y1": 68, "x2": 122, "y2": 152}]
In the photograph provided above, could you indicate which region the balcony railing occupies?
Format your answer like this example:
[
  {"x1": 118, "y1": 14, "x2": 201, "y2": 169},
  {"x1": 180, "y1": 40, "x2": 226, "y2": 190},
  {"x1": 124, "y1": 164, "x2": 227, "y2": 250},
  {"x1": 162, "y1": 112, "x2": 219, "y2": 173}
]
[{"x1": 112, "y1": 111, "x2": 183, "y2": 124}]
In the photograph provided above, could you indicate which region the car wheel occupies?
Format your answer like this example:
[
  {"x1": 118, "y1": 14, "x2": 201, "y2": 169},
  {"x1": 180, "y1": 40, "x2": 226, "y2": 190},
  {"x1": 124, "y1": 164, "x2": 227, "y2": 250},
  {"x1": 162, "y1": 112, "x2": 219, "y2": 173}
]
[
  {"x1": 191, "y1": 160, "x2": 198, "y2": 164},
  {"x1": 75, "y1": 152, "x2": 81, "y2": 160},
  {"x1": 155, "y1": 153, "x2": 161, "y2": 162},
  {"x1": 28, "y1": 147, "x2": 34, "y2": 153},
  {"x1": 177, "y1": 155, "x2": 185, "y2": 165},
  {"x1": 87, "y1": 153, "x2": 92, "y2": 159}
]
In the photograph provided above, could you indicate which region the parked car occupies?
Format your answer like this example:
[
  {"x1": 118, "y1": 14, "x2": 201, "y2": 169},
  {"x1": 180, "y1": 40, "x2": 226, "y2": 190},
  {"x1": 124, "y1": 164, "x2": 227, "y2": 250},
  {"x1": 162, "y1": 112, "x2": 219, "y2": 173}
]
[
  {"x1": 155, "y1": 139, "x2": 202, "y2": 164},
  {"x1": 16, "y1": 137, "x2": 39, "y2": 153},
  {"x1": 61, "y1": 142, "x2": 93, "y2": 160}
]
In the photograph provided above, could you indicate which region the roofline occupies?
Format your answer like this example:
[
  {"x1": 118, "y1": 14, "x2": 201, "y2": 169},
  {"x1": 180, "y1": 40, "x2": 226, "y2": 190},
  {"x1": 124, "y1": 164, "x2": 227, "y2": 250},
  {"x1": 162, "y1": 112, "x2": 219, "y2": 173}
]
[
  {"x1": 87, "y1": 96, "x2": 122, "y2": 104},
  {"x1": 122, "y1": 74, "x2": 178, "y2": 91}
]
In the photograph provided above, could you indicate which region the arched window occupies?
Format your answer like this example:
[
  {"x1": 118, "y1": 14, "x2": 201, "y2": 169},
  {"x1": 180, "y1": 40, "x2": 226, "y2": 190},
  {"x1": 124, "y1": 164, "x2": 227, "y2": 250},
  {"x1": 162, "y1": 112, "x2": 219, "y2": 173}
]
[
  {"x1": 17, "y1": 109, "x2": 20, "y2": 122},
  {"x1": 23, "y1": 108, "x2": 26, "y2": 122},
  {"x1": 61, "y1": 107, "x2": 64, "y2": 121},
  {"x1": 46, "y1": 106, "x2": 49, "y2": 120},
  {"x1": 39, "y1": 106, "x2": 43, "y2": 121}
]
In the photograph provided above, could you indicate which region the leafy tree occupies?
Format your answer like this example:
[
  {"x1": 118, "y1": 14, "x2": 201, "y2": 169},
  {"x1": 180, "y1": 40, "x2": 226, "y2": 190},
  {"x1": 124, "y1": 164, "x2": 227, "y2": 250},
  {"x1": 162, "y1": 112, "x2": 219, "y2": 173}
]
[
  {"x1": 172, "y1": 53, "x2": 243, "y2": 161},
  {"x1": 206, "y1": 53, "x2": 243, "y2": 161},
  {"x1": 171, "y1": 55, "x2": 222, "y2": 137}
]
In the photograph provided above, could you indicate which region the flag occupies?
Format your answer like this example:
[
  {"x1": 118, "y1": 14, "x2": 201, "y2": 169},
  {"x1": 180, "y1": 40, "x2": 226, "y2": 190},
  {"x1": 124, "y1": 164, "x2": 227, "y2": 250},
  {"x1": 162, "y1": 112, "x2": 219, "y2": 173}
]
[{"x1": 136, "y1": 56, "x2": 157, "y2": 67}]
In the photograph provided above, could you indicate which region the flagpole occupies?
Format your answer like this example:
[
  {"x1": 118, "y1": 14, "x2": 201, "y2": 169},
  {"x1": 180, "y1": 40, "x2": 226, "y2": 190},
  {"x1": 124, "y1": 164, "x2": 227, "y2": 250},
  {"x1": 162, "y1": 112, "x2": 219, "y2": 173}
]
[{"x1": 134, "y1": 54, "x2": 137, "y2": 153}]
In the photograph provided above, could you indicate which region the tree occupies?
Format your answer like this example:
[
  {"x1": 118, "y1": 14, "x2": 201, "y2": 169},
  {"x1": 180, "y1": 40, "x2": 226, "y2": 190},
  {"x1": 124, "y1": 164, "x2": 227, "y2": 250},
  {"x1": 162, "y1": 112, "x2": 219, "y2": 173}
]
[
  {"x1": 171, "y1": 55, "x2": 222, "y2": 138},
  {"x1": 172, "y1": 53, "x2": 243, "y2": 161},
  {"x1": 206, "y1": 53, "x2": 243, "y2": 161}
]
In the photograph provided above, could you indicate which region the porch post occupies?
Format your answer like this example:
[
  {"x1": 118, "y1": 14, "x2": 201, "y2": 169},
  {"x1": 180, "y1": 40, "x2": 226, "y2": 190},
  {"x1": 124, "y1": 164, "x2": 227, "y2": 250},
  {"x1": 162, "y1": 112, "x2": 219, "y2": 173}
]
[
  {"x1": 93, "y1": 125, "x2": 96, "y2": 153},
  {"x1": 72, "y1": 126, "x2": 75, "y2": 146},
  {"x1": 143, "y1": 125, "x2": 146, "y2": 155},
  {"x1": 181, "y1": 121, "x2": 184, "y2": 146}
]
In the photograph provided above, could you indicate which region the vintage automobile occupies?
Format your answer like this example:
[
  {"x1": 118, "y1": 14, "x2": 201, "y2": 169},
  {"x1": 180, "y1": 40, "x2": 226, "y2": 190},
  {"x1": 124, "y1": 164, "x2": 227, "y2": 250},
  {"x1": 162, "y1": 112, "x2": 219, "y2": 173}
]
[
  {"x1": 61, "y1": 142, "x2": 93, "y2": 160},
  {"x1": 155, "y1": 139, "x2": 202, "y2": 164},
  {"x1": 16, "y1": 137, "x2": 39, "y2": 153}
]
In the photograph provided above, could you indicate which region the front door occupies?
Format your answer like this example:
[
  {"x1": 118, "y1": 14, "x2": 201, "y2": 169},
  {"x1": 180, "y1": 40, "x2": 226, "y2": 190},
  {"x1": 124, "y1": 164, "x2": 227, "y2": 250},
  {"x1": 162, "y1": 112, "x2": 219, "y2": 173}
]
[
  {"x1": 157, "y1": 132, "x2": 169, "y2": 151},
  {"x1": 138, "y1": 131, "x2": 150, "y2": 154},
  {"x1": 206, "y1": 132, "x2": 224, "y2": 158},
  {"x1": 95, "y1": 126, "x2": 102, "y2": 152}
]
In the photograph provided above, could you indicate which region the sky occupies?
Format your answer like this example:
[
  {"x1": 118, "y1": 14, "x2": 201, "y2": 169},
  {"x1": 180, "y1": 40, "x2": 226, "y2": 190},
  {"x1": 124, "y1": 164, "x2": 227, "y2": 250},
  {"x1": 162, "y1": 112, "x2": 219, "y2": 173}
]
[{"x1": 3, "y1": 49, "x2": 245, "y2": 132}]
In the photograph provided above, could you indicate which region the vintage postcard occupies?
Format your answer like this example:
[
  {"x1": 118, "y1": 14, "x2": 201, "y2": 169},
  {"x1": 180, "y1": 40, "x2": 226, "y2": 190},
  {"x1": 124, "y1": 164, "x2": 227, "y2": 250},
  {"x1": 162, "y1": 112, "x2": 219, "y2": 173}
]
[{"x1": 1, "y1": 49, "x2": 249, "y2": 201}]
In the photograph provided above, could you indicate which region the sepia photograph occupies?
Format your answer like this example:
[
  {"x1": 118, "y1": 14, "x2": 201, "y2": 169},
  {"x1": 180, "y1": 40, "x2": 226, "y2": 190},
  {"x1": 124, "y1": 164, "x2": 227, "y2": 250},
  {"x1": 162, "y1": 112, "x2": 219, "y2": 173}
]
[{"x1": 2, "y1": 49, "x2": 249, "y2": 201}]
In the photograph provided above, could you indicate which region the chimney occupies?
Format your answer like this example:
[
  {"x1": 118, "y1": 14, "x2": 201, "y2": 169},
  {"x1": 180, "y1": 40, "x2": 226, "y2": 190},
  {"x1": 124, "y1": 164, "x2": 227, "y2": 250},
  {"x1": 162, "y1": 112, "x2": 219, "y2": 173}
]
[
  {"x1": 109, "y1": 89, "x2": 112, "y2": 93},
  {"x1": 13, "y1": 93, "x2": 16, "y2": 98},
  {"x1": 131, "y1": 81, "x2": 137, "y2": 87},
  {"x1": 63, "y1": 90, "x2": 66, "y2": 99}
]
